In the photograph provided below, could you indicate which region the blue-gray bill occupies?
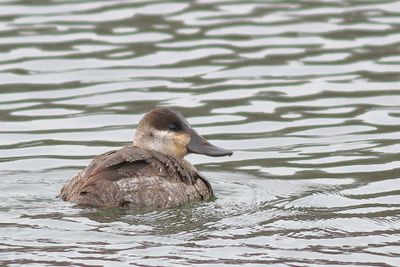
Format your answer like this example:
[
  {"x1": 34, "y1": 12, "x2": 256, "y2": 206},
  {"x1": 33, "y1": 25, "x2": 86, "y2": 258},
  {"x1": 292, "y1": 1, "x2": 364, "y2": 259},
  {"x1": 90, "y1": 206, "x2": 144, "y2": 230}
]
[{"x1": 186, "y1": 129, "x2": 233, "y2": 157}]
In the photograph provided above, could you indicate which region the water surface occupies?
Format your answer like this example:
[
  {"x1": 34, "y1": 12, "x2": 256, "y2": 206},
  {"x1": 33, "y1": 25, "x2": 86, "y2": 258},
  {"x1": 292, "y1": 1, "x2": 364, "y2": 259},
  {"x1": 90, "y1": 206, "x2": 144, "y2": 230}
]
[{"x1": 1, "y1": 0, "x2": 400, "y2": 266}]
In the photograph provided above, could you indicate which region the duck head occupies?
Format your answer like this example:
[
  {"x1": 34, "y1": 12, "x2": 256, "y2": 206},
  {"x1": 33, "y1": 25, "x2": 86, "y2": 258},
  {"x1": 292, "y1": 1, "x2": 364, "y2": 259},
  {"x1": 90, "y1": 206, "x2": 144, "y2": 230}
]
[{"x1": 133, "y1": 107, "x2": 233, "y2": 159}]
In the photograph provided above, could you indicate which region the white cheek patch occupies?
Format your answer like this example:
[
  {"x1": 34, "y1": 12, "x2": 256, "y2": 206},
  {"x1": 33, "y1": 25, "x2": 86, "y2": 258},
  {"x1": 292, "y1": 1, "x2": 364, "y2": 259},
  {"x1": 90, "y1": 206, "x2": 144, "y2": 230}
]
[
  {"x1": 141, "y1": 130, "x2": 187, "y2": 158},
  {"x1": 144, "y1": 130, "x2": 174, "y2": 154},
  {"x1": 150, "y1": 130, "x2": 175, "y2": 152}
]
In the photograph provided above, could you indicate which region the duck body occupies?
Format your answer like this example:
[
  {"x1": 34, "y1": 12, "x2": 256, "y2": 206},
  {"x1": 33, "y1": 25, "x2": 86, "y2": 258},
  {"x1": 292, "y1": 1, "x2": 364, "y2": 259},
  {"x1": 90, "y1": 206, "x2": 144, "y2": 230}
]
[
  {"x1": 60, "y1": 146, "x2": 212, "y2": 208},
  {"x1": 59, "y1": 107, "x2": 232, "y2": 209}
]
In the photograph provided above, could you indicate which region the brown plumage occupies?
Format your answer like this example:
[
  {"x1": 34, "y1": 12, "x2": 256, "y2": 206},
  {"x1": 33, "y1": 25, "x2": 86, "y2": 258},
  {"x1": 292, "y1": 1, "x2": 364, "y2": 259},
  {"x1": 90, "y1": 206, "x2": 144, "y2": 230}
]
[
  {"x1": 59, "y1": 146, "x2": 212, "y2": 208},
  {"x1": 59, "y1": 107, "x2": 232, "y2": 209}
]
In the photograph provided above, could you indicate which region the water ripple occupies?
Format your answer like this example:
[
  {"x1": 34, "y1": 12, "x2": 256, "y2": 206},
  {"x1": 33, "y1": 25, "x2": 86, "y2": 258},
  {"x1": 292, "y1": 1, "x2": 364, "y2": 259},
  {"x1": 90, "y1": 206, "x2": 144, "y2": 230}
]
[{"x1": 1, "y1": 0, "x2": 400, "y2": 266}]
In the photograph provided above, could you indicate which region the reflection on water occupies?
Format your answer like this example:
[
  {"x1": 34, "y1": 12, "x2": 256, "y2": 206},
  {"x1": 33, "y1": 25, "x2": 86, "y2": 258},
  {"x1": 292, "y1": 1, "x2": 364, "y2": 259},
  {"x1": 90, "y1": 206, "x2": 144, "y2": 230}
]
[{"x1": 1, "y1": 0, "x2": 400, "y2": 266}]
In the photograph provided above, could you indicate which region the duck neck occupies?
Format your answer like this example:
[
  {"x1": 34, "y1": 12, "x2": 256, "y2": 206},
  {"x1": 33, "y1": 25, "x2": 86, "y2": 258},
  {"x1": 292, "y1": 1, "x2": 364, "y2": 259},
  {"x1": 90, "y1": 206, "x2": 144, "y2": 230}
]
[{"x1": 133, "y1": 130, "x2": 186, "y2": 160}]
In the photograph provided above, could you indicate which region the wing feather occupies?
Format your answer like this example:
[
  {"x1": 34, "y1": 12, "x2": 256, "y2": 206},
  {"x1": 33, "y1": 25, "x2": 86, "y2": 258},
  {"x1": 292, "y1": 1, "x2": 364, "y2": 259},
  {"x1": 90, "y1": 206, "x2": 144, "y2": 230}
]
[{"x1": 59, "y1": 146, "x2": 206, "y2": 207}]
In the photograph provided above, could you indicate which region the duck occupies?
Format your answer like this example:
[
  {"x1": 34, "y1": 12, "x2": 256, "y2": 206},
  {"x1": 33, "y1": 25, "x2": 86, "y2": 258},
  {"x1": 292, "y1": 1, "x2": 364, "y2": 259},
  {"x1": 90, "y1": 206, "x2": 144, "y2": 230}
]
[{"x1": 59, "y1": 107, "x2": 232, "y2": 209}]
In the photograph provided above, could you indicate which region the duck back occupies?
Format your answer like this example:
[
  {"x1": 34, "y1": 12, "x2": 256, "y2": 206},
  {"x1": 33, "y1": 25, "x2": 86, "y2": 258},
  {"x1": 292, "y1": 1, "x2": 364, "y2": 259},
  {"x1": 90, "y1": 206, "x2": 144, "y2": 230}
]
[{"x1": 59, "y1": 146, "x2": 213, "y2": 209}]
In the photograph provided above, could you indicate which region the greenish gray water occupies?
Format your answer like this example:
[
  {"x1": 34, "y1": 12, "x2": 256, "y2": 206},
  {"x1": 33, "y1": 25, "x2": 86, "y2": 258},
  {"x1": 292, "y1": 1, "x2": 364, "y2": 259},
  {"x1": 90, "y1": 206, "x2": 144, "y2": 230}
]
[{"x1": 1, "y1": 0, "x2": 400, "y2": 266}]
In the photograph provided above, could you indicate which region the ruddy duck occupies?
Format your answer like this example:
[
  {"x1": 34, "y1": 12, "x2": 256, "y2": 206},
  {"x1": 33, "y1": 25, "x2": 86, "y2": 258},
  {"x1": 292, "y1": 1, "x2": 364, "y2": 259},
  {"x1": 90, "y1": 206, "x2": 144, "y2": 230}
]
[{"x1": 59, "y1": 107, "x2": 232, "y2": 209}]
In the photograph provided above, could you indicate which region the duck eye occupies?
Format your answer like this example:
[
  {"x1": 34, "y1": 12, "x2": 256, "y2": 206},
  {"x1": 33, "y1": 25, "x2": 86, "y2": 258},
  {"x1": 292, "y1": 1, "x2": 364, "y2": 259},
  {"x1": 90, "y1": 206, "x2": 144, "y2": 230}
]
[{"x1": 169, "y1": 123, "x2": 179, "y2": 132}]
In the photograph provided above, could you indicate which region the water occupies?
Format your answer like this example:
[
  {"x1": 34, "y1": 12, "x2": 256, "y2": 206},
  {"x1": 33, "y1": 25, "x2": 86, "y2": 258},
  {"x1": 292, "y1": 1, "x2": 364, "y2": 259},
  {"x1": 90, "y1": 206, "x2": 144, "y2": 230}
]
[{"x1": 1, "y1": 0, "x2": 400, "y2": 266}]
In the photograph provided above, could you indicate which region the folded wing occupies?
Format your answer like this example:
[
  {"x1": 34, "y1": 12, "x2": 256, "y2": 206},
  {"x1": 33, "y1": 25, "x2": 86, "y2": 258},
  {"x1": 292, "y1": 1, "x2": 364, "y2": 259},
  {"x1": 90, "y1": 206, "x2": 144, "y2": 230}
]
[{"x1": 59, "y1": 146, "x2": 211, "y2": 208}]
